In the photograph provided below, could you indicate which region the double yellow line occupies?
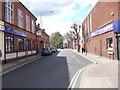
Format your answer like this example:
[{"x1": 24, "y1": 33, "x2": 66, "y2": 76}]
[
  {"x1": 67, "y1": 50, "x2": 97, "y2": 89},
  {"x1": 67, "y1": 63, "x2": 95, "y2": 89}
]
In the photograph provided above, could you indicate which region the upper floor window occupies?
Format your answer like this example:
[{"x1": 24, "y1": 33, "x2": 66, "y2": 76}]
[
  {"x1": 18, "y1": 9, "x2": 23, "y2": 28},
  {"x1": 90, "y1": 13, "x2": 92, "y2": 33},
  {"x1": 26, "y1": 15, "x2": 30, "y2": 31},
  {"x1": 5, "y1": 0, "x2": 14, "y2": 24},
  {"x1": 32, "y1": 20, "x2": 35, "y2": 33}
]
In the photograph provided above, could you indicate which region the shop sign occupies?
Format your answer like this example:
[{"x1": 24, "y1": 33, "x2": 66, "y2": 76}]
[
  {"x1": 4, "y1": 26, "x2": 26, "y2": 37},
  {"x1": 0, "y1": 24, "x2": 5, "y2": 31},
  {"x1": 36, "y1": 29, "x2": 42, "y2": 36},
  {"x1": 113, "y1": 19, "x2": 120, "y2": 33},
  {"x1": 91, "y1": 23, "x2": 113, "y2": 37}
]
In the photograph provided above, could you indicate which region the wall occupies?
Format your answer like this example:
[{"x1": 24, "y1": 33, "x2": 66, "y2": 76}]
[{"x1": 82, "y1": 2, "x2": 119, "y2": 59}]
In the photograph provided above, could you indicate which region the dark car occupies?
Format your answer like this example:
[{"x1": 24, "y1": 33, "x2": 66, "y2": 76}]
[
  {"x1": 41, "y1": 47, "x2": 52, "y2": 55},
  {"x1": 50, "y1": 47, "x2": 57, "y2": 53}
]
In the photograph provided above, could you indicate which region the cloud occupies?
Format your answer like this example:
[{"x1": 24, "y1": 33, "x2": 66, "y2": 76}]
[{"x1": 19, "y1": 0, "x2": 98, "y2": 35}]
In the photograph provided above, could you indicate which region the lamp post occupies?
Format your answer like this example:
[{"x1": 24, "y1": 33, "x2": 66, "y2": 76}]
[{"x1": 40, "y1": 11, "x2": 53, "y2": 29}]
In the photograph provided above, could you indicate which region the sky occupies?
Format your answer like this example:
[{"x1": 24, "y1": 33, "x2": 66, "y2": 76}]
[{"x1": 19, "y1": 0, "x2": 99, "y2": 36}]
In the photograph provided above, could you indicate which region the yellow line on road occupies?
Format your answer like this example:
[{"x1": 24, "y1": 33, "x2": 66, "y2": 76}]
[
  {"x1": 67, "y1": 63, "x2": 95, "y2": 89},
  {"x1": 80, "y1": 54, "x2": 97, "y2": 64},
  {"x1": 0, "y1": 56, "x2": 42, "y2": 75},
  {"x1": 70, "y1": 52, "x2": 81, "y2": 64}
]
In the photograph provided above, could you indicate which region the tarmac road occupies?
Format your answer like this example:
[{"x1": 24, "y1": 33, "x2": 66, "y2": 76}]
[{"x1": 2, "y1": 49, "x2": 92, "y2": 88}]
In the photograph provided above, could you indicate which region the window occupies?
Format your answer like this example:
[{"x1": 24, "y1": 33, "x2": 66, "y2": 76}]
[
  {"x1": 26, "y1": 15, "x2": 30, "y2": 31},
  {"x1": 90, "y1": 13, "x2": 92, "y2": 33},
  {"x1": 18, "y1": 9, "x2": 23, "y2": 28},
  {"x1": 18, "y1": 38, "x2": 24, "y2": 51},
  {"x1": 32, "y1": 41, "x2": 35, "y2": 50},
  {"x1": 5, "y1": 0, "x2": 14, "y2": 24},
  {"x1": 106, "y1": 38, "x2": 113, "y2": 50},
  {"x1": 32, "y1": 20, "x2": 35, "y2": 33},
  {"x1": 26, "y1": 40, "x2": 31, "y2": 50},
  {"x1": 6, "y1": 35, "x2": 14, "y2": 52}
]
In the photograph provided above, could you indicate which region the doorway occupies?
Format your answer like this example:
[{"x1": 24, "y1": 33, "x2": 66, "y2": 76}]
[
  {"x1": 100, "y1": 40, "x2": 102, "y2": 56},
  {"x1": 117, "y1": 37, "x2": 120, "y2": 60}
]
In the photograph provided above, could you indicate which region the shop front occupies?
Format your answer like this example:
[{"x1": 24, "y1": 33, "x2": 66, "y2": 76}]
[
  {"x1": 4, "y1": 26, "x2": 27, "y2": 62},
  {"x1": 113, "y1": 19, "x2": 120, "y2": 60}
]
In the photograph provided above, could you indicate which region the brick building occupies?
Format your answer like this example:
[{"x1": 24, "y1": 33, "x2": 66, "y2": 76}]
[
  {"x1": 1, "y1": 0, "x2": 38, "y2": 63},
  {"x1": 0, "y1": 0, "x2": 50, "y2": 63},
  {"x1": 36, "y1": 25, "x2": 50, "y2": 54},
  {"x1": 82, "y1": 1, "x2": 120, "y2": 60}
]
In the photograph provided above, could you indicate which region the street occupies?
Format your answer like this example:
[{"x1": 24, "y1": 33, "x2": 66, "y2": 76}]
[{"x1": 2, "y1": 49, "x2": 92, "y2": 88}]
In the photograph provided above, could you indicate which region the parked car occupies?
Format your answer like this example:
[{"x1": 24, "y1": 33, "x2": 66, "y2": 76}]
[
  {"x1": 50, "y1": 47, "x2": 57, "y2": 53},
  {"x1": 41, "y1": 47, "x2": 52, "y2": 55}
]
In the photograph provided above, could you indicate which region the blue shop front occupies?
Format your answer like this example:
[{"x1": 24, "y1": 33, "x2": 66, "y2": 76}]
[{"x1": 113, "y1": 19, "x2": 120, "y2": 60}]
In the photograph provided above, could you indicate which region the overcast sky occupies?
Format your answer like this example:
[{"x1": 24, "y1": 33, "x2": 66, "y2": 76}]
[{"x1": 19, "y1": 0, "x2": 99, "y2": 35}]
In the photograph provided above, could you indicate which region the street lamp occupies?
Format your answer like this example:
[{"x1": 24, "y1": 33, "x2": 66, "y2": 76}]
[{"x1": 40, "y1": 11, "x2": 53, "y2": 29}]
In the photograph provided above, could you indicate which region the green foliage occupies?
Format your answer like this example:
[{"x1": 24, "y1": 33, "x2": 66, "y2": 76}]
[{"x1": 50, "y1": 32, "x2": 63, "y2": 48}]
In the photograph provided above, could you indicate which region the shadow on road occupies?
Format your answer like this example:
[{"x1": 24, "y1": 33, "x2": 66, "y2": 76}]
[{"x1": 2, "y1": 51, "x2": 70, "y2": 88}]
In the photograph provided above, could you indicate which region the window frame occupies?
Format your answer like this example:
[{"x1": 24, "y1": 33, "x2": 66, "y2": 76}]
[
  {"x1": 32, "y1": 20, "x2": 35, "y2": 33},
  {"x1": 18, "y1": 8, "x2": 23, "y2": 28},
  {"x1": 5, "y1": 35, "x2": 14, "y2": 53},
  {"x1": 26, "y1": 15, "x2": 30, "y2": 31},
  {"x1": 106, "y1": 38, "x2": 113, "y2": 50},
  {"x1": 5, "y1": 0, "x2": 14, "y2": 24},
  {"x1": 18, "y1": 38, "x2": 24, "y2": 51}
]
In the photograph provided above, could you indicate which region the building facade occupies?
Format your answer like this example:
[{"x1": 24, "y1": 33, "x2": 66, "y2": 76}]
[
  {"x1": 82, "y1": 1, "x2": 120, "y2": 60},
  {"x1": 1, "y1": 0, "x2": 38, "y2": 63}
]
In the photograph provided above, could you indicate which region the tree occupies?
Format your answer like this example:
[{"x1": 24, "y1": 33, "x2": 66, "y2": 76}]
[
  {"x1": 70, "y1": 23, "x2": 81, "y2": 52},
  {"x1": 50, "y1": 32, "x2": 63, "y2": 48},
  {"x1": 64, "y1": 32, "x2": 74, "y2": 48}
]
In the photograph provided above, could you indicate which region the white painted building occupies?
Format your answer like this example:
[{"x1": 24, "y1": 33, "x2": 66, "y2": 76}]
[{"x1": 0, "y1": 20, "x2": 5, "y2": 61}]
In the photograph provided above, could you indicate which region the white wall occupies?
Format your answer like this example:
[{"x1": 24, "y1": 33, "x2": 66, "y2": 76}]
[{"x1": 0, "y1": 21, "x2": 4, "y2": 60}]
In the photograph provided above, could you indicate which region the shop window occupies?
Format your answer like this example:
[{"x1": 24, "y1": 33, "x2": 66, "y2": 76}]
[
  {"x1": 32, "y1": 41, "x2": 36, "y2": 50},
  {"x1": 106, "y1": 38, "x2": 113, "y2": 50},
  {"x1": 26, "y1": 15, "x2": 30, "y2": 31},
  {"x1": 26, "y1": 40, "x2": 31, "y2": 50},
  {"x1": 5, "y1": 0, "x2": 14, "y2": 24},
  {"x1": 18, "y1": 9, "x2": 23, "y2": 28},
  {"x1": 6, "y1": 35, "x2": 14, "y2": 52},
  {"x1": 18, "y1": 38, "x2": 24, "y2": 51}
]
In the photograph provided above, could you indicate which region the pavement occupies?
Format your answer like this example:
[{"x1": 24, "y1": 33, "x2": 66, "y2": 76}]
[
  {"x1": 72, "y1": 49, "x2": 118, "y2": 88},
  {"x1": 1, "y1": 54, "x2": 42, "y2": 74}
]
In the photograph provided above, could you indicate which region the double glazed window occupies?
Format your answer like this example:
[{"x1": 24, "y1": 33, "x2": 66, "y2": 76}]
[
  {"x1": 32, "y1": 20, "x2": 35, "y2": 33},
  {"x1": 18, "y1": 38, "x2": 24, "y2": 51},
  {"x1": 26, "y1": 15, "x2": 30, "y2": 31},
  {"x1": 18, "y1": 9, "x2": 23, "y2": 28},
  {"x1": 6, "y1": 36, "x2": 14, "y2": 52},
  {"x1": 5, "y1": 0, "x2": 14, "y2": 24},
  {"x1": 106, "y1": 38, "x2": 113, "y2": 50}
]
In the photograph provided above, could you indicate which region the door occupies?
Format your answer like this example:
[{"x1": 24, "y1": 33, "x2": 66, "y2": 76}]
[
  {"x1": 117, "y1": 37, "x2": 120, "y2": 60},
  {"x1": 100, "y1": 40, "x2": 102, "y2": 56}
]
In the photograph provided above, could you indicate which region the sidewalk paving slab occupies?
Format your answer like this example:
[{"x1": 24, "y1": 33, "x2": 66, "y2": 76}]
[
  {"x1": 1, "y1": 54, "x2": 42, "y2": 74},
  {"x1": 72, "y1": 49, "x2": 118, "y2": 88}
]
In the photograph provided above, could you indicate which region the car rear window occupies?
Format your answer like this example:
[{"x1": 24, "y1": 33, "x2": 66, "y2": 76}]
[{"x1": 43, "y1": 48, "x2": 48, "y2": 50}]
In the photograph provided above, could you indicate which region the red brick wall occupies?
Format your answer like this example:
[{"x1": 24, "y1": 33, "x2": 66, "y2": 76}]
[
  {"x1": 92, "y1": 2, "x2": 118, "y2": 32},
  {"x1": 2, "y1": 1, "x2": 37, "y2": 53},
  {"x1": 82, "y1": 2, "x2": 119, "y2": 59}
]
